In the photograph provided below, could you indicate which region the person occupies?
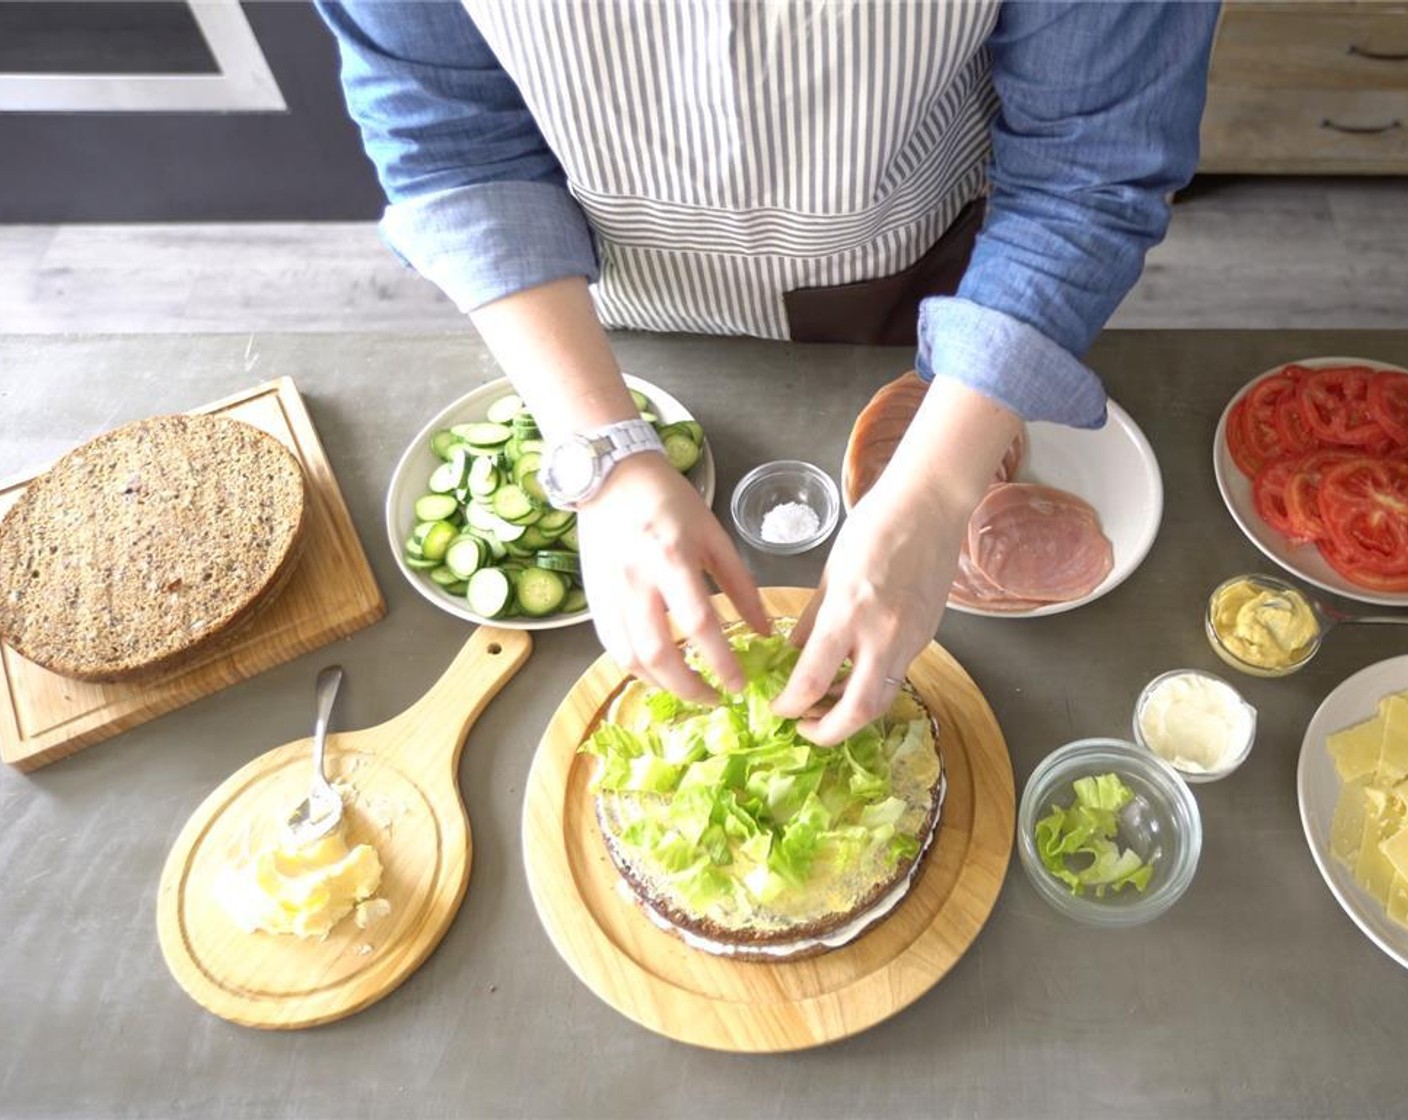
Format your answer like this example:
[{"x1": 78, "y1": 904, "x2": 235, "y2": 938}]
[{"x1": 315, "y1": 0, "x2": 1220, "y2": 744}]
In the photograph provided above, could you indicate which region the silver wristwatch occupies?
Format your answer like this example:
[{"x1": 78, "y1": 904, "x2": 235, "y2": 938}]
[{"x1": 539, "y1": 418, "x2": 664, "y2": 510}]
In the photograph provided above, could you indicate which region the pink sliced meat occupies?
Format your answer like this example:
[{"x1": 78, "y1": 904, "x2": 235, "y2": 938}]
[
  {"x1": 844, "y1": 371, "x2": 1027, "y2": 505},
  {"x1": 843, "y1": 371, "x2": 927, "y2": 507},
  {"x1": 967, "y1": 483, "x2": 1113, "y2": 603},
  {"x1": 948, "y1": 531, "x2": 1048, "y2": 612}
]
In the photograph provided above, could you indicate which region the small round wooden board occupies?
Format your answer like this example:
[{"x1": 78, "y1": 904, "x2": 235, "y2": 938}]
[
  {"x1": 157, "y1": 626, "x2": 531, "y2": 1029},
  {"x1": 522, "y1": 587, "x2": 1014, "y2": 1052}
]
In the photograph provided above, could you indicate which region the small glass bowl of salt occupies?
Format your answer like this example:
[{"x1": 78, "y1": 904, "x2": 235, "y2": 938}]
[{"x1": 729, "y1": 460, "x2": 840, "y2": 555}]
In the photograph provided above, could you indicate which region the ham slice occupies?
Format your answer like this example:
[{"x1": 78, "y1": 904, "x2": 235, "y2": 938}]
[
  {"x1": 844, "y1": 372, "x2": 1026, "y2": 505},
  {"x1": 843, "y1": 371, "x2": 928, "y2": 507},
  {"x1": 949, "y1": 530, "x2": 1048, "y2": 613},
  {"x1": 967, "y1": 483, "x2": 1114, "y2": 603}
]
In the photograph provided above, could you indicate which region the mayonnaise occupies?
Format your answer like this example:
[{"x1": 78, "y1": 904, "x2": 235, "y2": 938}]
[{"x1": 1135, "y1": 670, "x2": 1256, "y2": 777}]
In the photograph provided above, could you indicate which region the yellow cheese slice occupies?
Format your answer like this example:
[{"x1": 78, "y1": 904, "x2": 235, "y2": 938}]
[
  {"x1": 1355, "y1": 801, "x2": 1401, "y2": 904},
  {"x1": 1379, "y1": 695, "x2": 1408, "y2": 780},
  {"x1": 1382, "y1": 825, "x2": 1408, "y2": 881},
  {"x1": 1329, "y1": 714, "x2": 1386, "y2": 783},
  {"x1": 1331, "y1": 776, "x2": 1371, "y2": 867}
]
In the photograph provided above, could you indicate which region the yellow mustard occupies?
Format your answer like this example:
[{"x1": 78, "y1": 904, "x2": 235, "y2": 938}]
[
  {"x1": 1210, "y1": 578, "x2": 1319, "y2": 671},
  {"x1": 215, "y1": 824, "x2": 383, "y2": 940}
]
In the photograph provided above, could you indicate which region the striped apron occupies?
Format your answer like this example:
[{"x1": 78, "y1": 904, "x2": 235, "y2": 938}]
[{"x1": 464, "y1": 0, "x2": 1000, "y2": 341}]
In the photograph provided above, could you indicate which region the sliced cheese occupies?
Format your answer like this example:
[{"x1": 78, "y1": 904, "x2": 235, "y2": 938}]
[
  {"x1": 1355, "y1": 807, "x2": 1399, "y2": 903},
  {"x1": 1331, "y1": 775, "x2": 1371, "y2": 867},
  {"x1": 1382, "y1": 824, "x2": 1408, "y2": 881},
  {"x1": 1379, "y1": 695, "x2": 1408, "y2": 780},
  {"x1": 1329, "y1": 715, "x2": 1384, "y2": 783}
]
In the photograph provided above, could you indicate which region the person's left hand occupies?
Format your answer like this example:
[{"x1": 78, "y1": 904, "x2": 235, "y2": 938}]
[
  {"x1": 771, "y1": 373, "x2": 1022, "y2": 745},
  {"x1": 770, "y1": 473, "x2": 964, "y2": 745}
]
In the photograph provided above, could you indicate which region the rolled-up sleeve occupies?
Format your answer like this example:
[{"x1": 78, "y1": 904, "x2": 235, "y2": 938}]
[
  {"x1": 314, "y1": 0, "x2": 598, "y2": 312},
  {"x1": 918, "y1": 1, "x2": 1220, "y2": 428}
]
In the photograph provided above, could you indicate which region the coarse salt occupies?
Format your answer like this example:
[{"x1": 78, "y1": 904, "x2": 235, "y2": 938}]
[{"x1": 760, "y1": 501, "x2": 820, "y2": 545}]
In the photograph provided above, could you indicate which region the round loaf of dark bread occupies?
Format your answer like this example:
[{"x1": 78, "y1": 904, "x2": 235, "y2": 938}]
[{"x1": 0, "y1": 413, "x2": 306, "y2": 681}]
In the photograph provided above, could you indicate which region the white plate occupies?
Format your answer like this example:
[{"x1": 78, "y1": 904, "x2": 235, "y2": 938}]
[
  {"x1": 1213, "y1": 355, "x2": 1408, "y2": 609},
  {"x1": 1297, "y1": 654, "x2": 1408, "y2": 970},
  {"x1": 386, "y1": 374, "x2": 715, "y2": 630},
  {"x1": 946, "y1": 400, "x2": 1163, "y2": 618}
]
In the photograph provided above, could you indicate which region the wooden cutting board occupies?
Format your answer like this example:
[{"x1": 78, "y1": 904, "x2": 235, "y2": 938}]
[
  {"x1": 523, "y1": 587, "x2": 1015, "y2": 1052},
  {"x1": 0, "y1": 377, "x2": 385, "y2": 771},
  {"x1": 157, "y1": 625, "x2": 531, "y2": 1029}
]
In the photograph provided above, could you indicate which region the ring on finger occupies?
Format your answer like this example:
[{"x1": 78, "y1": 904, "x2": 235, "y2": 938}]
[{"x1": 883, "y1": 674, "x2": 905, "y2": 688}]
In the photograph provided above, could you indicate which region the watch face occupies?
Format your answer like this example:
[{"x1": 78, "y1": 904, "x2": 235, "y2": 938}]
[{"x1": 546, "y1": 438, "x2": 597, "y2": 502}]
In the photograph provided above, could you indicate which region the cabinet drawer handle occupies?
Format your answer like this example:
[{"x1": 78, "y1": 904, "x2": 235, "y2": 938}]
[
  {"x1": 1320, "y1": 117, "x2": 1402, "y2": 135},
  {"x1": 1348, "y1": 44, "x2": 1408, "y2": 62}
]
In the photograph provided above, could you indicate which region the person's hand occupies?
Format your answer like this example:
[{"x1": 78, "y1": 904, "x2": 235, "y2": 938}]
[
  {"x1": 577, "y1": 451, "x2": 770, "y2": 702},
  {"x1": 772, "y1": 373, "x2": 1022, "y2": 744},
  {"x1": 771, "y1": 475, "x2": 966, "y2": 744}
]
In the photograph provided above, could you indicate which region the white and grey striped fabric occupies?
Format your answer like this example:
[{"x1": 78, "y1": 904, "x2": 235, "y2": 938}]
[{"x1": 464, "y1": 0, "x2": 1000, "y2": 339}]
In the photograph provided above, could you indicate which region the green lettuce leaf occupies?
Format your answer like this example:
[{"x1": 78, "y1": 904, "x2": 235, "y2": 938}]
[{"x1": 1033, "y1": 772, "x2": 1154, "y2": 897}]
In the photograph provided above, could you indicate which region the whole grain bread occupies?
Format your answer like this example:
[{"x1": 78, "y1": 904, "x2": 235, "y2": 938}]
[{"x1": 0, "y1": 413, "x2": 306, "y2": 681}]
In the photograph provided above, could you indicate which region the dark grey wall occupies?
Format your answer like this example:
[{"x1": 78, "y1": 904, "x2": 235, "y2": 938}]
[{"x1": 0, "y1": 1, "x2": 386, "y2": 222}]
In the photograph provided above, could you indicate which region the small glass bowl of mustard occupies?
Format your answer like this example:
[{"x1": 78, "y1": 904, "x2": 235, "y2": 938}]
[{"x1": 1205, "y1": 573, "x2": 1322, "y2": 677}]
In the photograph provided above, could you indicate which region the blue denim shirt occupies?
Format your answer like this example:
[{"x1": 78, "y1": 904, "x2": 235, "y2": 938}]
[{"x1": 315, "y1": 1, "x2": 1218, "y2": 429}]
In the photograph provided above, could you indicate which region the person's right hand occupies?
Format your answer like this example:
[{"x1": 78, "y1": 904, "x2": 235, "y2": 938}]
[{"x1": 576, "y1": 451, "x2": 770, "y2": 702}]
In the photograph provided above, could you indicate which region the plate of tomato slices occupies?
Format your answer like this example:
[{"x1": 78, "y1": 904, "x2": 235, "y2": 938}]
[{"x1": 1215, "y1": 356, "x2": 1408, "y2": 606}]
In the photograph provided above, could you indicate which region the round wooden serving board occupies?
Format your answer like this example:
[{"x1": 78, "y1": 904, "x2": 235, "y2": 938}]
[
  {"x1": 522, "y1": 587, "x2": 1014, "y2": 1052},
  {"x1": 157, "y1": 626, "x2": 531, "y2": 1029}
]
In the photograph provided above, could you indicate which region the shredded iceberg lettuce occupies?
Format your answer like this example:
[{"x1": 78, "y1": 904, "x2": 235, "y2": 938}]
[
  {"x1": 1033, "y1": 772, "x2": 1154, "y2": 897},
  {"x1": 580, "y1": 631, "x2": 933, "y2": 915}
]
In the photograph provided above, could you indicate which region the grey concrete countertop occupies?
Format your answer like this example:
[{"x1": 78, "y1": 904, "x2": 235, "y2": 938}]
[{"x1": 3, "y1": 330, "x2": 1408, "y2": 1120}]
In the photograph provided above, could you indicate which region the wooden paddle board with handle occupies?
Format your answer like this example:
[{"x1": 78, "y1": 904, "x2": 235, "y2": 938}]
[{"x1": 157, "y1": 626, "x2": 531, "y2": 1029}]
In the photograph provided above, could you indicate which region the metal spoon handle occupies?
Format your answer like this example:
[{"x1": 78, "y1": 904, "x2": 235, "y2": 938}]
[
  {"x1": 1341, "y1": 615, "x2": 1408, "y2": 627},
  {"x1": 311, "y1": 665, "x2": 344, "y2": 788}
]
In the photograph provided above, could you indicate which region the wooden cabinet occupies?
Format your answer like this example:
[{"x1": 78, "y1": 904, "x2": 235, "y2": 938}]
[{"x1": 1200, "y1": 2, "x2": 1408, "y2": 173}]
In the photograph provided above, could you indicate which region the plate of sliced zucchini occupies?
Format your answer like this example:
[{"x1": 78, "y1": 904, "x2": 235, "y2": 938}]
[{"x1": 387, "y1": 374, "x2": 715, "y2": 629}]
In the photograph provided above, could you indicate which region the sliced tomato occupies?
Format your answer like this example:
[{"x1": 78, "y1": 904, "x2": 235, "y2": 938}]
[
  {"x1": 1235, "y1": 372, "x2": 1300, "y2": 474},
  {"x1": 1317, "y1": 536, "x2": 1408, "y2": 592},
  {"x1": 1252, "y1": 458, "x2": 1301, "y2": 539},
  {"x1": 1273, "y1": 389, "x2": 1318, "y2": 456},
  {"x1": 1368, "y1": 370, "x2": 1408, "y2": 447},
  {"x1": 1296, "y1": 366, "x2": 1387, "y2": 447},
  {"x1": 1283, "y1": 449, "x2": 1357, "y2": 541},
  {"x1": 1225, "y1": 396, "x2": 1263, "y2": 477},
  {"x1": 1318, "y1": 457, "x2": 1408, "y2": 576}
]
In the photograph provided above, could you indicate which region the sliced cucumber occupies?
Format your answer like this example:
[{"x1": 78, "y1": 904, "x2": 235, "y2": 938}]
[
  {"x1": 485, "y1": 394, "x2": 524, "y2": 424},
  {"x1": 403, "y1": 553, "x2": 441, "y2": 571},
  {"x1": 411, "y1": 519, "x2": 457, "y2": 562},
  {"x1": 561, "y1": 586, "x2": 589, "y2": 614},
  {"x1": 428, "y1": 453, "x2": 468, "y2": 494},
  {"x1": 429, "y1": 428, "x2": 461, "y2": 460},
  {"x1": 428, "y1": 564, "x2": 462, "y2": 588},
  {"x1": 451, "y1": 421, "x2": 512, "y2": 447},
  {"x1": 444, "y1": 534, "x2": 485, "y2": 580},
  {"x1": 492, "y1": 483, "x2": 540, "y2": 525},
  {"x1": 413, "y1": 493, "x2": 460, "y2": 523},
  {"x1": 513, "y1": 567, "x2": 567, "y2": 616},
  {"x1": 628, "y1": 388, "x2": 653, "y2": 413},
  {"x1": 533, "y1": 549, "x2": 581, "y2": 575},
  {"x1": 466, "y1": 567, "x2": 513, "y2": 619},
  {"x1": 536, "y1": 508, "x2": 575, "y2": 537},
  {"x1": 661, "y1": 431, "x2": 701, "y2": 473},
  {"x1": 468, "y1": 455, "x2": 500, "y2": 498}
]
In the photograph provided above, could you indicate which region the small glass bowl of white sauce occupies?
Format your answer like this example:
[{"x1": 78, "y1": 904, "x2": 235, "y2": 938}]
[{"x1": 1132, "y1": 668, "x2": 1257, "y2": 783}]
